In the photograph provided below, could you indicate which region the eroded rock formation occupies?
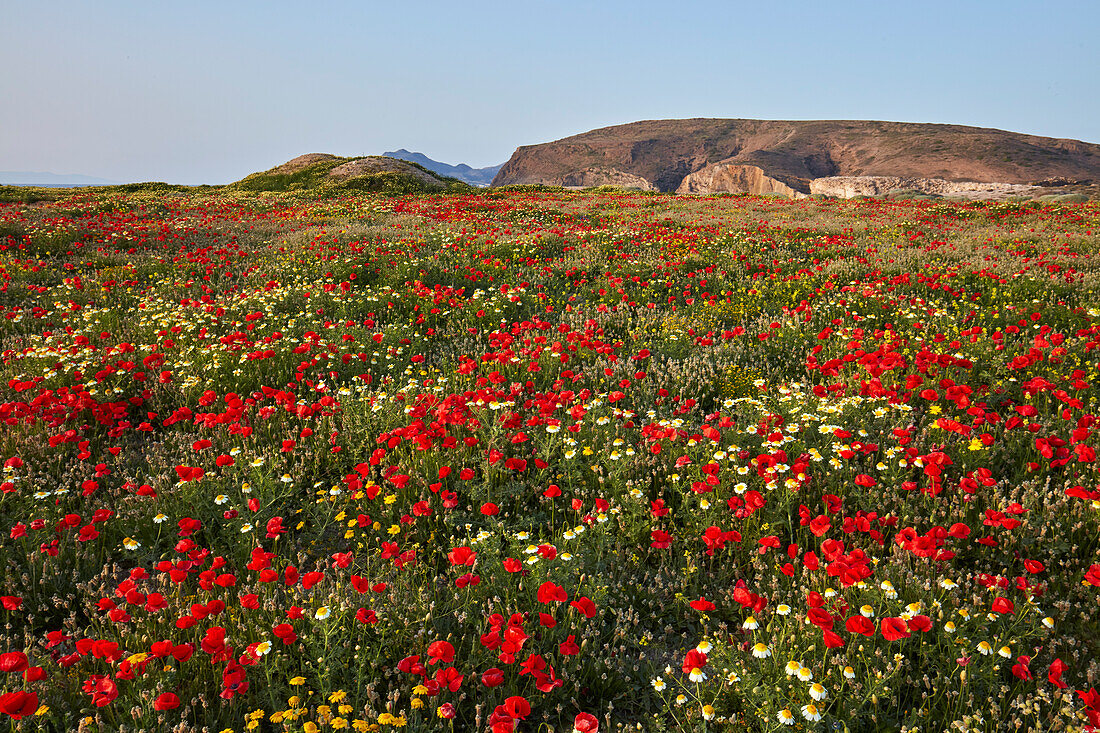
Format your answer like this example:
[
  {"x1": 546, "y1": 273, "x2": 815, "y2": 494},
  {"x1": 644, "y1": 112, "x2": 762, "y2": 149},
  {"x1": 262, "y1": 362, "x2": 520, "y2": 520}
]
[
  {"x1": 676, "y1": 163, "x2": 808, "y2": 198},
  {"x1": 809, "y1": 176, "x2": 1038, "y2": 199}
]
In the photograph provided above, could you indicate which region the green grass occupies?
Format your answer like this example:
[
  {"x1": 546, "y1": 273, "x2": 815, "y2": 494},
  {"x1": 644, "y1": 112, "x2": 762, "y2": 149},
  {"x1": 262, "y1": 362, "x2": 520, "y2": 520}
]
[{"x1": 230, "y1": 156, "x2": 471, "y2": 195}]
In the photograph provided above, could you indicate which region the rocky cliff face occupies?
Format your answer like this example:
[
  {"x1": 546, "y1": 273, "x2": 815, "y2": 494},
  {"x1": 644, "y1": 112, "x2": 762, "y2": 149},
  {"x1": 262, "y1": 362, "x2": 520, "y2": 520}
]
[
  {"x1": 809, "y1": 176, "x2": 1038, "y2": 199},
  {"x1": 492, "y1": 119, "x2": 1100, "y2": 198},
  {"x1": 676, "y1": 163, "x2": 808, "y2": 198}
]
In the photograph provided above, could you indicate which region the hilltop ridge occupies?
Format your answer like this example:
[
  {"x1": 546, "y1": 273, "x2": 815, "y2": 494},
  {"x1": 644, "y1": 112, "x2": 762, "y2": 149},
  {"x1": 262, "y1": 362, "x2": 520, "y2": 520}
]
[
  {"x1": 492, "y1": 119, "x2": 1100, "y2": 197},
  {"x1": 230, "y1": 153, "x2": 473, "y2": 194}
]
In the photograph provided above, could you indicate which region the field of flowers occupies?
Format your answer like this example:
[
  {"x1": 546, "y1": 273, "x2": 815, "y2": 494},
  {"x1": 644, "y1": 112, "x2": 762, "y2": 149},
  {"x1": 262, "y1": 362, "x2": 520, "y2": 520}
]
[{"x1": 0, "y1": 186, "x2": 1099, "y2": 733}]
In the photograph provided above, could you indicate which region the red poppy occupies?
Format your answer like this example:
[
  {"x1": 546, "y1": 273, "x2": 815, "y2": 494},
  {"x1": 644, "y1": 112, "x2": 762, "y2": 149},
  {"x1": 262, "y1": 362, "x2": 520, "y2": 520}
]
[
  {"x1": 570, "y1": 597, "x2": 597, "y2": 618},
  {"x1": 681, "y1": 648, "x2": 708, "y2": 674},
  {"x1": 434, "y1": 666, "x2": 463, "y2": 692},
  {"x1": 823, "y1": 629, "x2": 845, "y2": 648},
  {"x1": 0, "y1": 652, "x2": 28, "y2": 673},
  {"x1": 907, "y1": 615, "x2": 933, "y2": 633},
  {"x1": 1078, "y1": 688, "x2": 1100, "y2": 727},
  {"x1": 448, "y1": 546, "x2": 477, "y2": 566},
  {"x1": 504, "y1": 696, "x2": 530, "y2": 720},
  {"x1": 1049, "y1": 658, "x2": 1068, "y2": 689},
  {"x1": 880, "y1": 617, "x2": 911, "y2": 641},
  {"x1": 398, "y1": 655, "x2": 425, "y2": 676},
  {"x1": 0, "y1": 691, "x2": 37, "y2": 720},
  {"x1": 265, "y1": 517, "x2": 286, "y2": 538},
  {"x1": 174, "y1": 466, "x2": 204, "y2": 482},
  {"x1": 82, "y1": 675, "x2": 119, "y2": 707},
  {"x1": 1023, "y1": 559, "x2": 1045, "y2": 574},
  {"x1": 845, "y1": 615, "x2": 875, "y2": 637},
  {"x1": 153, "y1": 692, "x2": 180, "y2": 710},
  {"x1": 574, "y1": 712, "x2": 599, "y2": 733},
  {"x1": 1087, "y1": 564, "x2": 1100, "y2": 587},
  {"x1": 301, "y1": 571, "x2": 324, "y2": 590},
  {"x1": 948, "y1": 523, "x2": 971, "y2": 538},
  {"x1": 537, "y1": 582, "x2": 567, "y2": 603},
  {"x1": 427, "y1": 640, "x2": 454, "y2": 665},
  {"x1": 808, "y1": 607, "x2": 834, "y2": 630},
  {"x1": 689, "y1": 596, "x2": 715, "y2": 612},
  {"x1": 23, "y1": 666, "x2": 46, "y2": 682},
  {"x1": 272, "y1": 623, "x2": 297, "y2": 645}
]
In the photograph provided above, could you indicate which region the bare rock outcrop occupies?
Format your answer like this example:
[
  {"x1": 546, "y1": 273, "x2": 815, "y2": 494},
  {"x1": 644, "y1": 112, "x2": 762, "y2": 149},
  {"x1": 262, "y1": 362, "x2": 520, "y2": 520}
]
[
  {"x1": 328, "y1": 157, "x2": 443, "y2": 185},
  {"x1": 676, "y1": 162, "x2": 809, "y2": 198},
  {"x1": 275, "y1": 153, "x2": 340, "y2": 173},
  {"x1": 810, "y1": 176, "x2": 1039, "y2": 199}
]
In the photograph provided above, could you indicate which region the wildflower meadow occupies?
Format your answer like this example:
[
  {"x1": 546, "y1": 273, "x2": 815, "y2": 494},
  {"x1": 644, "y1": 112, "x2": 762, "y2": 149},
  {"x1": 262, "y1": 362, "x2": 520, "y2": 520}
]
[{"x1": 1, "y1": 187, "x2": 1099, "y2": 732}]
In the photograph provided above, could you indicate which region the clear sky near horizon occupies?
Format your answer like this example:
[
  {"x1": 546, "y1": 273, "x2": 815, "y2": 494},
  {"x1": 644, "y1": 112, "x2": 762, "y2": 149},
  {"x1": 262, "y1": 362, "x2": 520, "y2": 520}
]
[{"x1": 2, "y1": 0, "x2": 1098, "y2": 184}]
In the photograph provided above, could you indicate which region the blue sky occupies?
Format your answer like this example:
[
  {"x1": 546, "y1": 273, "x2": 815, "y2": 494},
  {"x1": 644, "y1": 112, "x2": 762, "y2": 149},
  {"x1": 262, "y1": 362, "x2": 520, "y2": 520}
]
[{"x1": 2, "y1": 0, "x2": 1097, "y2": 184}]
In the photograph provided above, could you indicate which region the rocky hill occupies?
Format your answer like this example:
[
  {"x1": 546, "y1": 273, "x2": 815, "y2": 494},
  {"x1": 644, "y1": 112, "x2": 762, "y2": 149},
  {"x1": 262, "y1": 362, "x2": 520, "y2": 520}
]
[
  {"x1": 492, "y1": 119, "x2": 1100, "y2": 198},
  {"x1": 232, "y1": 154, "x2": 471, "y2": 194}
]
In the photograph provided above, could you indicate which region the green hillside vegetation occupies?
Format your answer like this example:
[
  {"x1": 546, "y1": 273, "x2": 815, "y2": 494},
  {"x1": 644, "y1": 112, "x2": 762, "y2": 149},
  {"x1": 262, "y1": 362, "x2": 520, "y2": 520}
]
[{"x1": 229, "y1": 155, "x2": 473, "y2": 195}]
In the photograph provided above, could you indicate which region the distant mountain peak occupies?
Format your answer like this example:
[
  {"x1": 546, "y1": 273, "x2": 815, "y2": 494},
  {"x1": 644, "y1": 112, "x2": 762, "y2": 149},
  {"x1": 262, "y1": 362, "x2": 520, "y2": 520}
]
[{"x1": 382, "y1": 150, "x2": 502, "y2": 187}]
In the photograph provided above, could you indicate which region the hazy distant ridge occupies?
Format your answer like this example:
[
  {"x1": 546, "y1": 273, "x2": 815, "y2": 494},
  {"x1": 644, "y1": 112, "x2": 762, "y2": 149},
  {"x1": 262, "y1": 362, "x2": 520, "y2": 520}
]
[
  {"x1": 382, "y1": 150, "x2": 502, "y2": 186},
  {"x1": 0, "y1": 171, "x2": 119, "y2": 185}
]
